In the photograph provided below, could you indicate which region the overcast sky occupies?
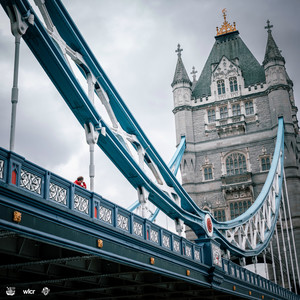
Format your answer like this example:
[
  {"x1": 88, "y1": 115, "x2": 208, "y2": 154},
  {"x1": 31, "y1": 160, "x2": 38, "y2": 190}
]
[{"x1": 0, "y1": 0, "x2": 299, "y2": 211}]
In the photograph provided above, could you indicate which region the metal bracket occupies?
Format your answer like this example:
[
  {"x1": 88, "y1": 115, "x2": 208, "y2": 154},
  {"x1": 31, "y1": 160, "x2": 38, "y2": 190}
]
[
  {"x1": 137, "y1": 186, "x2": 149, "y2": 218},
  {"x1": 7, "y1": 5, "x2": 33, "y2": 38},
  {"x1": 84, "y1": 122, "x2": 99, "y2": 146}
]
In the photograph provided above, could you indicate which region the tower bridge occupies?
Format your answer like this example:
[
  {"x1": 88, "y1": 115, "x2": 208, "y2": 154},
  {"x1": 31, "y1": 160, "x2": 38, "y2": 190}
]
[{"x1": 0, "y1": 0, "x2": 300, "y2": 299}]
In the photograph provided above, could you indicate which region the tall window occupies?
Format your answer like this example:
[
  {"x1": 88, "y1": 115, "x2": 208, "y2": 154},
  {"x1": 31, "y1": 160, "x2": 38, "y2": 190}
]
[
  {"x1": 226, "y1": 153, "x2": 247, "y2": 175},
  {"x1": 232, "y1": 104, "x2": 241, "y2": 116},
  {"x1": 220, "y1": 106, "x2": 228, "y2": 119},
  {"x1": 261, "y1": 156, "x2": 271, "y2": 171},
  {"x1": 217, "y1": 80, "x2": 225, "y2": 95},
  {"x1": 230, "y1": 200, "x2": 252, "y2": 219},
  {"x1": 207, "y1": 109, "x2": 216, "y2": 123},
  {"x1": 214, "y1": 209, "x2": 226, "y2": 222},
  {"x1": 229, "y1": 77, "x2": 238, "y2": 92},
  {"x1": 245, "y1": 101, "x2": 254, "y2": 115},
  {"x1": 204, "y1": 167, "x2": 213, "y2": 180}
]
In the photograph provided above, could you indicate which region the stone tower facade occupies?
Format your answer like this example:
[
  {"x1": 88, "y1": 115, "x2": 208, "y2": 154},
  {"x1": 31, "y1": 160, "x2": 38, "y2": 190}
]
[{"x1": 171, "y1": 13, "x2": 300, "y2": 250}]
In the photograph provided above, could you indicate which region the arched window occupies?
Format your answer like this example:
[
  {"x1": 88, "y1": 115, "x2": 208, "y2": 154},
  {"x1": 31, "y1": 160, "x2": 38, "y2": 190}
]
[
  {"x1": 204, "y1": 167, "x2": 213, "y2": 180},
  {"x1": 229, "y1": 77, "x2": 238, "y2": 92},
  {"x1": 226, "y1": 153, "x2": 247, "y2": 175},
  {"x1": 232, "y1": 104, "x2": 241, "y2": 116},
  {"x1": 245, "y1": 101, "x2": 254, "y2": 115},
  {"x1": 207, "y1": 109, "x2": 216, "y2": 123},
  {"x1": 220, "y1": 106, "x2": 228, "y2": 119},
  {"x1": 217, "y1": 80, "x2": 225, "y2": 95},
  {"x1": 261, "y1": 156, "x2": 271, "y2": 171}
]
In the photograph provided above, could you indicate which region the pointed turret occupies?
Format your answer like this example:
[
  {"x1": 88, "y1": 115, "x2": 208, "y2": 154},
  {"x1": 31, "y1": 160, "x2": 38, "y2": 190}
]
[
  {"x1": 190, "y1": 66, "x2": 198, "y2": 89},
  {"x1": 263, "y1": 20, "x2": 285, "y2": 65},
  {"x1": 263, "y1": 20, "x2": 293, "y2": 127},
  {"x1": 171, "y1": 44, "x2": 192, "y2": 87},
  {"x1": 263, "y1": 20, "x2": 288, "y2": 89},
  {"x1": 171, "y1": 44, "x2": 194, "y2": 148}
]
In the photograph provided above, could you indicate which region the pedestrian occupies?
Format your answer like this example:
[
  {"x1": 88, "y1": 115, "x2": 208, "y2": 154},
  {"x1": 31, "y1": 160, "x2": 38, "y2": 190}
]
[{"x1": 74, "y1": 176, "x2": 87, "y2": 189}]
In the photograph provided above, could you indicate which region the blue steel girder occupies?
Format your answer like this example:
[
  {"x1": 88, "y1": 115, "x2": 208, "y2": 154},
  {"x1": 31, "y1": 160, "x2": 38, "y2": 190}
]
[
  {"x1": 213, "y1": 118, "x2": 285, "y2": 256},
  {"x1": 0, "y1": 0, "x2": 206, "y2": 235},
  {"x1": 40, "y1": 0, "x2": 203, "y2": 217},
  {"x1": 129, "y1": 136, "x2": 186, "y2": 221},
  {"x1": 0, "y1": 0, "x2": 285, "y2": 257}
]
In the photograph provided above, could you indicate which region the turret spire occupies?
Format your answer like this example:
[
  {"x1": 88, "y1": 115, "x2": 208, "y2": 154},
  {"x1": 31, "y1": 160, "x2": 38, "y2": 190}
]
[
  {"x1": 263, "y1": 20, "x2": 285, "y2": 65},
  {"x1": 171, "y1": 44, "x2": 191, "y2": 87},
  {"x1": 191, "y1": 66, "x2": 198, "y2": 82}
]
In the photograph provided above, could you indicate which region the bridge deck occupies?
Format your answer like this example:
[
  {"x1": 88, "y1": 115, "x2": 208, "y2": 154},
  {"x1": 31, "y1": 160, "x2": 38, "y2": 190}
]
[
  {"x1": 0, "y1": 148, "x2": 298, "y2": 300},
  {"x1": 0, "y1": 231, "x2": 243, "y2": 299}
]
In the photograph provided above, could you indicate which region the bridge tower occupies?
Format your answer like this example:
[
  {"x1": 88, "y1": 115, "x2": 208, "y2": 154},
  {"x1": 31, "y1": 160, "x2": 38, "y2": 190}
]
[
  {"x1": 171, "y1": 10, "x2": 300, "y2": 260},
  {"x1": 171, "y1": 44, "x2": 194, "y2": 186},
  {"x1": 262, "y1": 21, "x2": 300, "y2": 252}
]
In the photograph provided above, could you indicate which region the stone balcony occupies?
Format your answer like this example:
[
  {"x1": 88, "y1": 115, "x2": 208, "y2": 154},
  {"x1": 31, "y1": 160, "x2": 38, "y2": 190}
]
[
  {"x1": 216, "y1": 115, "x2": 246, "y2": 137},
  {"x1": 221, "y1": 172, "x2": 254, "y2": 200},
  {"x1": 221, "y1": 172, "x2": 253, "y2": 191},
  {"x1": 205, "y1": 113, "x2": 258, "y2": 136}
]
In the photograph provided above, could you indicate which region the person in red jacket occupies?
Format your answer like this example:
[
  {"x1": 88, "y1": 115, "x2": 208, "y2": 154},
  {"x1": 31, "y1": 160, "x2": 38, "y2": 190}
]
[{"x1": 74, "y1": 176, "x2": 87, "y2": 189}]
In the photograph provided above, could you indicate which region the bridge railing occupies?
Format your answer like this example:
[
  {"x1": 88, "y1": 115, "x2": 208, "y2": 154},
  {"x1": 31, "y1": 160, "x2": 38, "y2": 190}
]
[
  {"x1": 0, "y1": 147, "x2": 202, "y2": 263},
  {"x1": 0, "y1": 147, "x2": 299, "y2": 299},
  {"x1": 222, "y1": 258, "x2": 292, "y2": 299}
]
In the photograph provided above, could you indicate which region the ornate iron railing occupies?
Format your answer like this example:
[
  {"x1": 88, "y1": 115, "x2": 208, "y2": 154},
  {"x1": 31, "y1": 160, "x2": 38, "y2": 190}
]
[{"x1": 0, "y1": 147, "x2": 201, "y2": 263}]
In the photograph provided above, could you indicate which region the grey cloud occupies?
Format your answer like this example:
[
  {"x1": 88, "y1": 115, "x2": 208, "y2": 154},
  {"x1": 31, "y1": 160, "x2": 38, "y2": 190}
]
[{"x1": 0, "y1": 0, "x2": 299, "y2": 207}]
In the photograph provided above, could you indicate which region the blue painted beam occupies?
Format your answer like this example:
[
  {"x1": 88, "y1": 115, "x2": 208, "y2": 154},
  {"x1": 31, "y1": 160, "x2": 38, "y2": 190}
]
[
  {"x1": 129, "y1": 136, "x2": 185, "y2": 217},
  {"x1": 127, "y1": 199, "x2": 140, "y2": 212},
  {"x1": 168, "y1": 136, "x2": 186, "y2": 176},
  {"x1": 212, "y1": 118, "x2": 284, "y2": 256}
]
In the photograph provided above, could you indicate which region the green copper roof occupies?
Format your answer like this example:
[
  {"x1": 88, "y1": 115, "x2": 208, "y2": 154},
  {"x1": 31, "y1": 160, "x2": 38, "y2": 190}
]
[{"x1": 192, "y1": 31, "x2": 266, "y2": 98}]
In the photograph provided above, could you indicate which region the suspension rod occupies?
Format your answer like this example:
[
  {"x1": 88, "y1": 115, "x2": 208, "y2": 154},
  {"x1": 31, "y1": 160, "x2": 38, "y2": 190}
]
[
  {"x1": 275, "y1": 224, "x2": 285, "y2": 287},
  {"x1": 279, "y1": 207, "x2": 291, "y2": 290},
  {"x1": 9, "y1": 35, "x2": 21, "y2": 152},
  {"x1": 270, "y1": 240, "x2": 277, "y2": 284},
  {"x1": 263, "y1": 250, "x2": 269, "y2": 279},
  {"x1": 283, "y1": 169, "x2": 300, "y2": 290},
  {"x1": 281, "y1": 186, "x2": 297, "y2": 292}
]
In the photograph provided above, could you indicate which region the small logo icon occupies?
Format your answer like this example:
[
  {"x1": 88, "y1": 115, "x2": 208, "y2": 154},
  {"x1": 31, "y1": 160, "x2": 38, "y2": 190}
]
[
  {"x1": 23, "y1": 289, "x2": 35, "y2": 295},
  {"x1": 41, "y1": 287, "x2": 50, "y2": 296},
  {"x1": 6, "y1": 287, "x2": 16, "y2": 296}
]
